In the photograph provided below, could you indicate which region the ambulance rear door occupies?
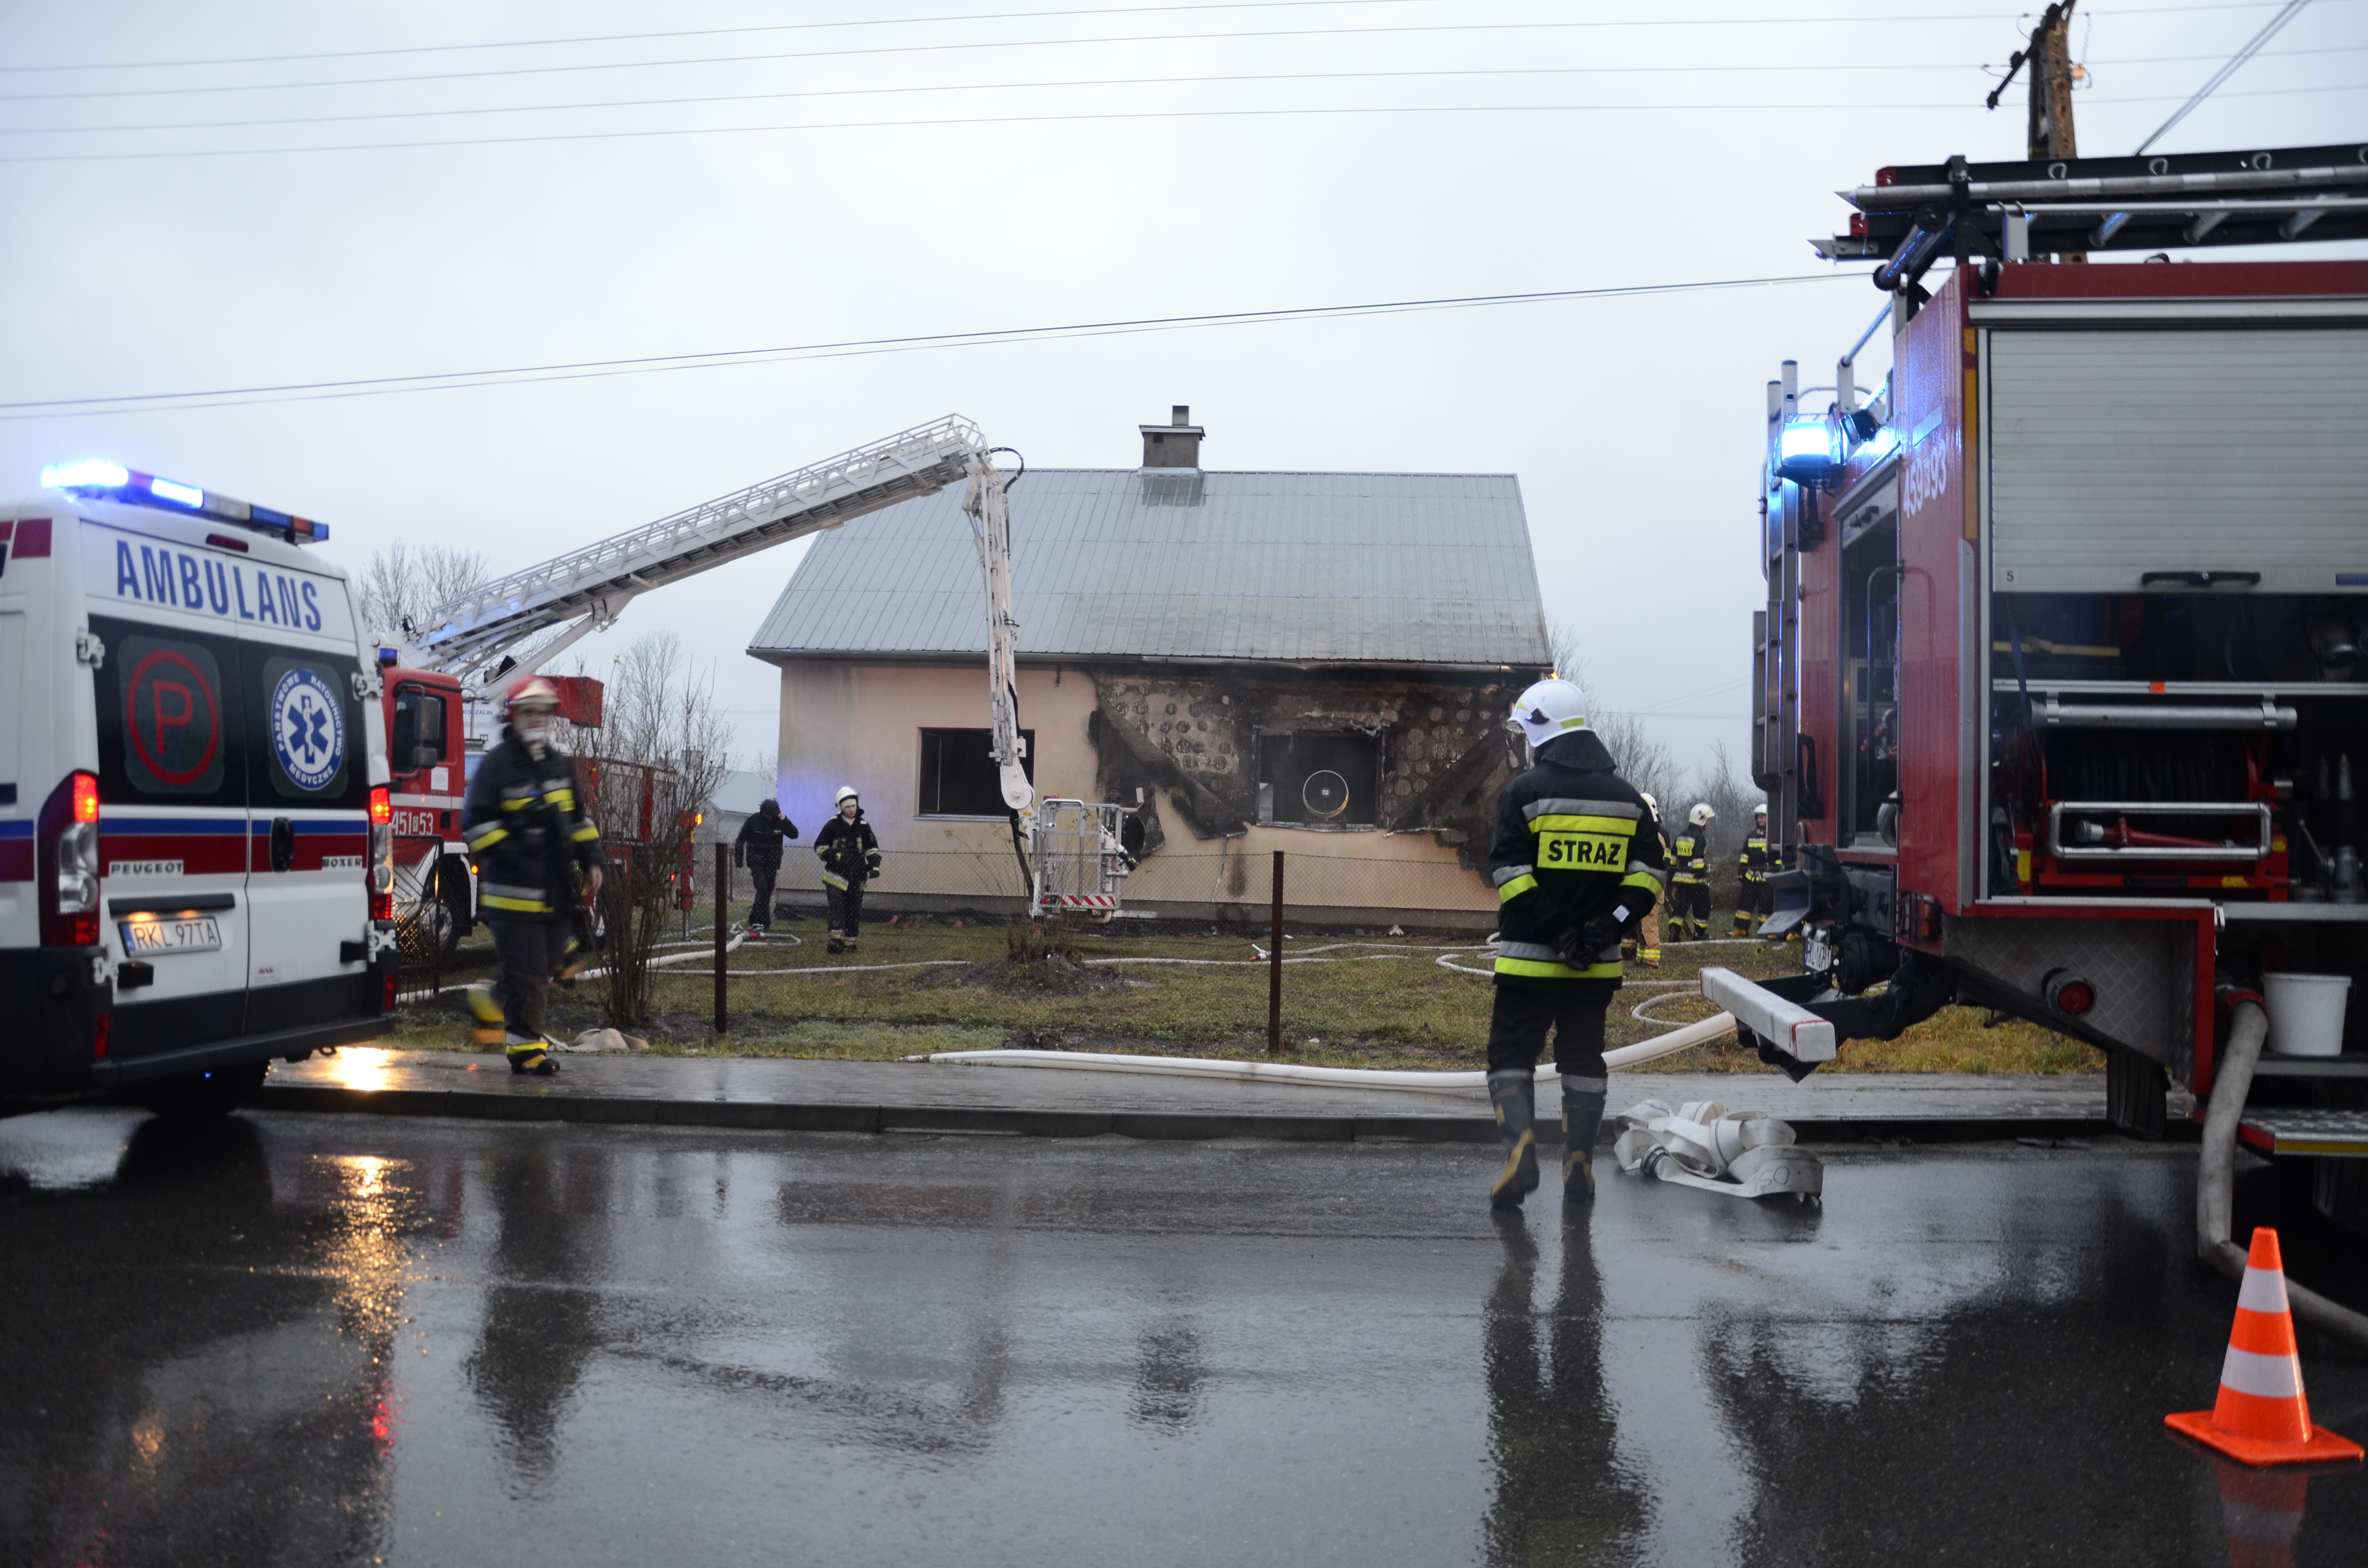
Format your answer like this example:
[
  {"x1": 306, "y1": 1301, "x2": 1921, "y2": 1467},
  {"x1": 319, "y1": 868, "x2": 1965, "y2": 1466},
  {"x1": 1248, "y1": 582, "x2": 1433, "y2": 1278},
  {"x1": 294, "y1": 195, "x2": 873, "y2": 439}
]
[
  {"x1": 83, "y1": 519, "x2": 255, "y2": 1055},
  {"x1": 235, "y1": 558, "x2": 375, "y2": 1033}
]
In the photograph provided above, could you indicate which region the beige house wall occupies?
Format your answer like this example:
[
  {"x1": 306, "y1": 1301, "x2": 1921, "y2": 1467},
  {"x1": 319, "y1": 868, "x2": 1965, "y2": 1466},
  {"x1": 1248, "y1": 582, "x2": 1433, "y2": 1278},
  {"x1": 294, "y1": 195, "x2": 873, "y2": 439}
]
[{"x1": 771, "y1": 659, "x2": 1497, "y2": 923}]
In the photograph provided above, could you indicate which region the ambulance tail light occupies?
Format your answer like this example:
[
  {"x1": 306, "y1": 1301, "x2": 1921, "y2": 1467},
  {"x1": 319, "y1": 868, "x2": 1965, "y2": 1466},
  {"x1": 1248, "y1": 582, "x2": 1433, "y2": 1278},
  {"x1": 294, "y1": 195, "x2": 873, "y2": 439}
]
[
  {"x1": 40, "y1": 771, "x2": 102, "y2": 947},
  {"x1": 368, "y1": 785, "x2": 395, "y2": 921}
]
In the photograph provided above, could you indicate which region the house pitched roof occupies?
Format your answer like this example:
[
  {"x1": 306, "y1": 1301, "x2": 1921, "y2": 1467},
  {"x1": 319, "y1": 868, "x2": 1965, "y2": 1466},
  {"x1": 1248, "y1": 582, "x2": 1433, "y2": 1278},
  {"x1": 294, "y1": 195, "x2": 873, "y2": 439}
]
[{"x1": 747, "y1": 467, "x2": 1549, "y2": 669}]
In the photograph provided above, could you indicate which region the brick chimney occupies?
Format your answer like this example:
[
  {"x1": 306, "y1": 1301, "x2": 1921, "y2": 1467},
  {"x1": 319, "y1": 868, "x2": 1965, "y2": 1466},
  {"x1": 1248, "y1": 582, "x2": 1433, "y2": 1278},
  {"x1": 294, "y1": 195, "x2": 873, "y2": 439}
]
[{"x1": 1138, "y1": 404, "x2": 1204, "y2": 469}]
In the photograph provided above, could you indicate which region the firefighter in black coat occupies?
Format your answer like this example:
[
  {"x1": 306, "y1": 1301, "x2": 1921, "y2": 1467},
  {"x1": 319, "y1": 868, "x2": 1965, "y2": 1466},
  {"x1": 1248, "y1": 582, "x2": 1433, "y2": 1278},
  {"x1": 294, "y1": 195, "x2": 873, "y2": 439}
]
[
  {"x1": 460, "y1": 677, "x2": 605, "y2": 1074},
  {"x1": 1734, "y1": 802, "x2": 1775, "y2": 937},
  {"x1": 733, "y1": 798, "x2": 797, "y2": 937},
  {"x1": 1486, "y1": 679, "x2": 1665, "y2": 1210},
  {"x1": 814, "y1": 786, "x2": 880, "y2": 954}
]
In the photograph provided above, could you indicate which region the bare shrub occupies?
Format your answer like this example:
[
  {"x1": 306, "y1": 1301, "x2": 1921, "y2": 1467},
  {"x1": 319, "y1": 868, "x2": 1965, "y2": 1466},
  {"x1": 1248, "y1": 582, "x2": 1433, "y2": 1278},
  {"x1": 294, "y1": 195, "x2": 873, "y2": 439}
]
[{"x1": 578, "y1": 632, "x2": 735, "y2": 1027}]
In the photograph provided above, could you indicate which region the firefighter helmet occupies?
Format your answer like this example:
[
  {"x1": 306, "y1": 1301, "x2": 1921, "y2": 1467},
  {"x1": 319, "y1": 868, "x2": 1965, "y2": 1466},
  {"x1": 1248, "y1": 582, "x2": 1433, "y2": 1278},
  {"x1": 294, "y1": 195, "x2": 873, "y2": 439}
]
[
  {"x1": 1753, "y1": 801, "x2": 1769, "y2": 819},
  {"x1": 1688, "y1": 802, "x2": 1716, "y2": 827},
  {"x1": 1505, "y1": 678, "x2": 1590, "y2": 752},
  {"x1": 834, "y1": 786, "x2": 861, "y2": 808},
  {"x1": 505, "y1": 675, "x2": 562, "y2": 715}
]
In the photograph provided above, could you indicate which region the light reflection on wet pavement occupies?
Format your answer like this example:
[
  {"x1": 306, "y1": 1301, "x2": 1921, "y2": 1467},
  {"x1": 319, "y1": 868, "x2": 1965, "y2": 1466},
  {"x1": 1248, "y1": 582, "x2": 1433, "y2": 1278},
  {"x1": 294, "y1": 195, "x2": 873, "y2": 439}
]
[{"x1": 1, "y1": 1108, "x2": 2363, "y2": 1566}]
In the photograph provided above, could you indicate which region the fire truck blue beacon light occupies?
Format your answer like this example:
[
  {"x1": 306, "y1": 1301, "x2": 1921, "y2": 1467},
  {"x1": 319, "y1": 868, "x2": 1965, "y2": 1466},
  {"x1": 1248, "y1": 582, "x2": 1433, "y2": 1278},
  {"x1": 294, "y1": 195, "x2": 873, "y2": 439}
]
[{"x1": 40, "y1": 459, "x2": 129, "y2": 490}]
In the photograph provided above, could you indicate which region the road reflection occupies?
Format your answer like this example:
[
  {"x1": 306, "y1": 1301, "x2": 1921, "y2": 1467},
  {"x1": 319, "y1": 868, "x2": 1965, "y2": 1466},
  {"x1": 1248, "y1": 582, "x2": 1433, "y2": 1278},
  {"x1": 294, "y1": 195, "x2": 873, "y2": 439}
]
[
  {"x1": 466, "y1": 1139, "x2": 612, "y2": 1489},
  {"x1": 1482, "y1": 1212, "x2": 1653, "y2": 1566},
  {"x1": 0, "y1": 1115, "x2": 428, "y2": 1564}
]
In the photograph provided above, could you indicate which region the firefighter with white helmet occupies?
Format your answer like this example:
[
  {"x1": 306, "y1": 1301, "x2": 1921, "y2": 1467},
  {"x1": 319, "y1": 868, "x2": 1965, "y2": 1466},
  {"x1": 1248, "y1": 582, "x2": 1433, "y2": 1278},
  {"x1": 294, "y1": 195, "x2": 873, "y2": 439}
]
[
  {"x1": 814, "y1": 785, "x2": 881, "y2": 954},
  {"x1": 1483, "y1": 678, "x2": 1666, "y2": 1210},
  {"x1": 1734, "y1": 801, "x2": 1775, "y2": 937},
  {"x1": 1668, "y1": 802, "x2": 1716, "y2": 943},
  {"x1": 460, "y1": 676, "x2": 606, "y2": 1074}
]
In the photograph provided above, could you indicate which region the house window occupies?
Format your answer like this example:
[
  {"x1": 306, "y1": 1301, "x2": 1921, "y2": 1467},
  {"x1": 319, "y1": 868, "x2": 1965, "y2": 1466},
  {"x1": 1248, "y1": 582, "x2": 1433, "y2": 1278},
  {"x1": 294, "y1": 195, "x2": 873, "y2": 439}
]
[
  {"x1": 1258, "y1": 733, "x2": 1380, "y2": 826},
  {"x1": 918, "y1": 728, "x2": 1034, "y2": 817}
]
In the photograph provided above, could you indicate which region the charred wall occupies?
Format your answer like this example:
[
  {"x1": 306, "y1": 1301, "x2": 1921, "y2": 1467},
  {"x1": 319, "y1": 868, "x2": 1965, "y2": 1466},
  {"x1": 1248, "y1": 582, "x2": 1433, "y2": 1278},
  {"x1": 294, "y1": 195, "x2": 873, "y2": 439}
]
[{"x1": 1085, "y1": 666, "x2": 1532, "y2": 864}]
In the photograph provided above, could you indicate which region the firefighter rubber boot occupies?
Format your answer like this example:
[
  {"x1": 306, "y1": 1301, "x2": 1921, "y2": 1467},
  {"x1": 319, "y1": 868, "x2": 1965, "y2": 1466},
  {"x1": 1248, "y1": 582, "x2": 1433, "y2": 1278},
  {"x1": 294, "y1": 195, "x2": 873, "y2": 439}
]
[
  {"x1": 506, "y1": 1036, "x2": 558, "y2": 1076},
  {"x1": 467, "y1": 982, "x2": 506, "y2": 1047},
  {"x1": 1560, "y1": 1077, "x2": 1607, "y2": 1202},
  {"x1": 1487, "y1": 1070, "x2": 1540, "y2": 1211},
  {"x1": 826, "y1": 931, "x2": 845, "y2": 955}
]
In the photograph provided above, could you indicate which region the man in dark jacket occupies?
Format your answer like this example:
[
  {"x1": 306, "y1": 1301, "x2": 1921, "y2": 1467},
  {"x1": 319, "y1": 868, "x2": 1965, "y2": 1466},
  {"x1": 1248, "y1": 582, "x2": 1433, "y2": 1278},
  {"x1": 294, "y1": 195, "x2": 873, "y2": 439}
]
[
  {"x1": 814, "y1": 785, "x2": 880, "y2": 955},
  {"x1": 1734, "y1": 802, "x2": 1774, "y2": 937},
  {"x1": 460, "y1": 677, "x2": 605, "y2": 1075},
  {"x1": 1486, "y1": 679, "x2": 1665, "y2": 1210},
  {"x1": 733, "y1": 797, "x2": 797, "y2": 938}
]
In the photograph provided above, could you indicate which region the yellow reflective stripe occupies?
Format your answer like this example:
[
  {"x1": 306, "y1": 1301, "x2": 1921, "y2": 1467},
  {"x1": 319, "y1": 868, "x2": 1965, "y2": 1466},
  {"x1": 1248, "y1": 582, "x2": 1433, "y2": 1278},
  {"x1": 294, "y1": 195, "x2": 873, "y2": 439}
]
[
  {"x1": 820, "y1": 871, "x2": 849, "y2": 890},
  {"x1": 1493, "y1": 956, "x2": 1624, "y2": 980},
  {"x1": 480, "y1": 893, "x2": 552, "y2": 913},
  {"x1": 502, "y1": 796, "x2": 535, "y2": 812},
  {"x1": 466, "y1": 822, "x2": 509, "y2": 850},
  {"x1": 570, "y1": 824, "x2": 602, "y2": 843},
  {"x1": 548, "y1": 788, "x2": 578, "y2": 811},
  {"x1": 1497, "y1": 873, "x2": 1538, "y2": 902},
  {"x1": 1529, "y1": 814, "x2": 1640, "y2": 837},
  {"x1": 1620, "y1": 870, "x2": 1664, "y2": 895}
]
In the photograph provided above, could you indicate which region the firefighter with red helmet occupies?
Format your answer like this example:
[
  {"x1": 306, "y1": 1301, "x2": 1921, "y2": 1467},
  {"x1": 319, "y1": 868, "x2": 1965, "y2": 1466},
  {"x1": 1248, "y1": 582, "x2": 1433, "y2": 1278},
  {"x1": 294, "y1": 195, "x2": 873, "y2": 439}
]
[{"x1": 462, "y1": 676, "x2": 605, "y2": 1074}]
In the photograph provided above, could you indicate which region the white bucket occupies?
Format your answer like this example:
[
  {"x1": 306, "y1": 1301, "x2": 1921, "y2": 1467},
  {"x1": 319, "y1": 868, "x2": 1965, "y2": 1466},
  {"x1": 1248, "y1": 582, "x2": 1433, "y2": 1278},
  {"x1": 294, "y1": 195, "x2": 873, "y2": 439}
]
[{"x1": 2263, "y1": 972, "x2": 2354, "y2": 1058}]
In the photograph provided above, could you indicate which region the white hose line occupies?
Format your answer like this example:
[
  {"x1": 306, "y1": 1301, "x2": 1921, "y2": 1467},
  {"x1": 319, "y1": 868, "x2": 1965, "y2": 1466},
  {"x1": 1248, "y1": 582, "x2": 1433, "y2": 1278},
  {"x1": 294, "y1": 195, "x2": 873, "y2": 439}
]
[
  {"x1": 569, "y1": 930, "x2": 749, "y2": 982},
  {"x1": 2195, "y1": 1000, "x2": 2368, "y2": 1349},
  {"x1": 908, "y1": 1011, "x2": 1738, "y2": 1090},
  {"x1": 659, "y1": 959, "x2": 972, "y2": 979}
]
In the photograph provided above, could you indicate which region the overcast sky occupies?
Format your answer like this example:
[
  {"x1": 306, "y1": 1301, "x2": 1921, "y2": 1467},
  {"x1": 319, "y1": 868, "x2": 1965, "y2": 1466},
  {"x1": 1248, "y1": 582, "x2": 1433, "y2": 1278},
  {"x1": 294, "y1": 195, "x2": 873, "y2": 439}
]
[{"x1": 5, "y1": 0, "x2": 2363, "y2": 779}]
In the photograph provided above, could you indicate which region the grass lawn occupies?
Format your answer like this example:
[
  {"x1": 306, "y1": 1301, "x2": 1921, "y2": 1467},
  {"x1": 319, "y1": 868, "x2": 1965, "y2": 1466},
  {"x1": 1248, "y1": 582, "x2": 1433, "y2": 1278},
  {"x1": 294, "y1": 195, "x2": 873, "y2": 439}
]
[{"x1": 386, "y1": 911, "x2": 2099, "y2": 1076}]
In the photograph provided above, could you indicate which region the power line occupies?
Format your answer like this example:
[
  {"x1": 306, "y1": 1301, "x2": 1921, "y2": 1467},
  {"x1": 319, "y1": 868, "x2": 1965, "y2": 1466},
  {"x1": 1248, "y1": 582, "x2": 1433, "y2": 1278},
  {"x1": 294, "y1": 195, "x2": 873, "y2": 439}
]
[
  {"x1": 3, "y1": 81, "x2": 2351, "y2": 164},
  {"x1": 5, "y1": 4, "x2": 2340, "y2": 103},
  {"x1": 0, "y1": 272, "x2": 1861, "y2": 421},
  {"x1": 2136, "y1": 0, "x2": 2315, "y2": 150},
  {"x1": 13, "y1": 46, "x2": 2355, "y2": 139},
  {"x1": 0, "y1": 0, "x2": 2318, "y2": 74}
]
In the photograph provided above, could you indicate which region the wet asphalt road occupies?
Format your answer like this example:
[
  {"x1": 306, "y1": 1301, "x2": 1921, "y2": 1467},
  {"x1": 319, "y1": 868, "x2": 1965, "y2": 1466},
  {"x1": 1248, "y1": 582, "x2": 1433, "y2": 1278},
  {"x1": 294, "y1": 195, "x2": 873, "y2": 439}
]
[{"x1": 3, "y1": 1110, "x2": 2366, "y2": 1568}]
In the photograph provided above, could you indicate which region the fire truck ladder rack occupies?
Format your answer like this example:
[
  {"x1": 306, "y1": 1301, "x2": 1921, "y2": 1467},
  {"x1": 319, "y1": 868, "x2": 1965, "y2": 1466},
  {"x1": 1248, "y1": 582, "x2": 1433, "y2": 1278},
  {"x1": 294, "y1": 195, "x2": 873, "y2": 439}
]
[
  {"x1": 408, "y1": 415, "x2": 987, "y2": 689},
  {"x1": 1816, "y1": 141, "x2": 2368, "y2": 298}
]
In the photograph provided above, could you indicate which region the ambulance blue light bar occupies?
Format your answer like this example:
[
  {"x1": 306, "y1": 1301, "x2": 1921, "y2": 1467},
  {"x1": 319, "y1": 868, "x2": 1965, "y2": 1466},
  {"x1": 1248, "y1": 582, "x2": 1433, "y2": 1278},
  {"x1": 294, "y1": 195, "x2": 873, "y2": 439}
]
[{"x1": 40, "y1": 459, "x2": 330, "y2": 543}]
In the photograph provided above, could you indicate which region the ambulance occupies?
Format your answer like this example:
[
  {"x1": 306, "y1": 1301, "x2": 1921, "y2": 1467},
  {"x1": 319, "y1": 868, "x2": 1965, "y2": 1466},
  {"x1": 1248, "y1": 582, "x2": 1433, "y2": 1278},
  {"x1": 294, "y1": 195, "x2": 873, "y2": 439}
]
[{"x1": 0, "y1": 461, "x2": 395, "y2": 1116}]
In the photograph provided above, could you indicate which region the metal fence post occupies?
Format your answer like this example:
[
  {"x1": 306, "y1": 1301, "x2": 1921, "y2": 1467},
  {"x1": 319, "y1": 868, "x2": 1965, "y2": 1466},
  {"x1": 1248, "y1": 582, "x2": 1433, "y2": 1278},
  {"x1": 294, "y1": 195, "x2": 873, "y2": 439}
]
[
  {"x1": 1267, "y1": 850, "x2": 1284, "y2": 1057},
  {"x1": 713, "y1": 840, "x2": 728, "y2": 1035}
]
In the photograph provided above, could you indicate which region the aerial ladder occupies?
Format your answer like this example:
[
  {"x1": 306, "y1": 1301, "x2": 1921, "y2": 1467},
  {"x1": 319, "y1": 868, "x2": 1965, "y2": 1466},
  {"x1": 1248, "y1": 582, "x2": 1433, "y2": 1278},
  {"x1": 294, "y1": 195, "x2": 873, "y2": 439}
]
[{"x1": 389, "y1": 414, "x2": 1132, "y2": 918}]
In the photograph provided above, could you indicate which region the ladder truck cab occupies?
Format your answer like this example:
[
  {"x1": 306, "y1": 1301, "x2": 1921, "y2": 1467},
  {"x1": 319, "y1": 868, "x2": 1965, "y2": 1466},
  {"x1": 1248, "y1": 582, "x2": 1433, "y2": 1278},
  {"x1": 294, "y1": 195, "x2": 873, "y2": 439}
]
[
  {"x1": 0, "y1": 463, "x2": 397, "y2": 1116},
  {"x1": 1752, "y1": 142, "x2": 2368, "y2": 1224},
  {"x1": 374, "y1": 658, "x2": 471, "y2": 955}
]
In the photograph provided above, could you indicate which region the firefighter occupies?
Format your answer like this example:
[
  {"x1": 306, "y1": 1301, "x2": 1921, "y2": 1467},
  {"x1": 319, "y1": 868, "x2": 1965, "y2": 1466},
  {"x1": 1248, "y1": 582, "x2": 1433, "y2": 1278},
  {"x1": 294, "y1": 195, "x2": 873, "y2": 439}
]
[
  {"x1": 1485, "y1": 678, "x2": 1665, "y2": 1210},
  {"x1": 733, "y1": 797, "x2": 797, "y2": 939},
  {"x1": 1625, "y1": 790, "x2": 1667, "y2": 969},
  {"x1": 461, "y1": 677, "x2": 605, "y2": 1075},
  {"x1": 1733, "y1": 802, "x2": 1774, "y2": 937},
  {"x1": 814, "y1": 786, "x2": 881, "y2": 954},
  {"x1": 1669, "y1": 803, "x2": 1715, "y2": 943}
]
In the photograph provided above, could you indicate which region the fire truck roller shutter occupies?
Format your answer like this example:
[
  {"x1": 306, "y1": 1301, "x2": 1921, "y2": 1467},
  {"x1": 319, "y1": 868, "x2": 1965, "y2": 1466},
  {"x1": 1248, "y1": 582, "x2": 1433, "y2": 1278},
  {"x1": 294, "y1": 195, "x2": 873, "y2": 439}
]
[{"x1": 1987, "y1": 327, "x2": 2368, "y2": 597}]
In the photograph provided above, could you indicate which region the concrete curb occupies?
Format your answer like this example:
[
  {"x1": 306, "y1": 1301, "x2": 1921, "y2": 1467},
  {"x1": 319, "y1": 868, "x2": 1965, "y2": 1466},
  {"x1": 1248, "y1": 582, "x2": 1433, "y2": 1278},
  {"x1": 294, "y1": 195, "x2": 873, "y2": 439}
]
[{"x1": 250, "y1": 1084, "x2": 2162, "y2": 1147}]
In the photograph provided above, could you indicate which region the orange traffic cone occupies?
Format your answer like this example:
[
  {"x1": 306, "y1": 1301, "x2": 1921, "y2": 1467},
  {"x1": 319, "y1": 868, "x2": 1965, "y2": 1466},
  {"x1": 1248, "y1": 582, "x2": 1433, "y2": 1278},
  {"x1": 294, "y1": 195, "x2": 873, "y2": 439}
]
[{"x1": 2165, "y1": 1227, "x2": 2365, "y2": 1467}]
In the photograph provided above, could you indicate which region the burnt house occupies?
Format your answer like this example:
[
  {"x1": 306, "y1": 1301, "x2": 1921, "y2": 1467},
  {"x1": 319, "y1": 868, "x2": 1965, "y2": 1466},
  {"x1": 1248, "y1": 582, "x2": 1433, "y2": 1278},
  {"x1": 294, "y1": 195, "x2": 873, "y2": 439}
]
[{"x1": 747, "y1": 409, "x2": 1551, "y2": 923}]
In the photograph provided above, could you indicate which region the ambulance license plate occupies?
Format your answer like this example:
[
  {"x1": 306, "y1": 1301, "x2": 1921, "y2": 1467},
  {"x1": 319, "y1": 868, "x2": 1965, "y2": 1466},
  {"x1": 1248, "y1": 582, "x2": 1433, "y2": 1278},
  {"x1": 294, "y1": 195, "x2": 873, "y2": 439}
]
[{"x1": 121, "y1": 916, "x2": 224, "y2": 956}]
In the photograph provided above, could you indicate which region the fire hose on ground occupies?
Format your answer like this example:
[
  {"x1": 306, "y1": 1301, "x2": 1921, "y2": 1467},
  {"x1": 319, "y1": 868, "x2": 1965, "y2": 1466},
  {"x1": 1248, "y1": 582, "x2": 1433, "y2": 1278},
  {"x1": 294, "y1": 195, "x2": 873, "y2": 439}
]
[{"x1": 2197, "y1": 997, "x2": 2368, "y2": 1350}]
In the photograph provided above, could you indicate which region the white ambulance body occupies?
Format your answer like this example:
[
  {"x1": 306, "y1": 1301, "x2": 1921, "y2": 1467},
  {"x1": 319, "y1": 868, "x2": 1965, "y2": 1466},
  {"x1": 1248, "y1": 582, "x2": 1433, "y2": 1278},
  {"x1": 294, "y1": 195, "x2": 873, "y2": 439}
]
[{"x1": 0, "y1": 463, "x2": 394, "y2": 1113}]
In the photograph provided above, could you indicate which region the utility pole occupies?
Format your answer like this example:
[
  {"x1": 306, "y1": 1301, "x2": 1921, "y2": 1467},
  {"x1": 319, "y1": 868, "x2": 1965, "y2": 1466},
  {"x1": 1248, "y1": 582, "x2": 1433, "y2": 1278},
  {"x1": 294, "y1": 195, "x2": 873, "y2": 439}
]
[
  {"x1": 2024, "y1": 1, "x2": 2080, "y2": 161},
  {"x1": 1986, "y1": 0, "x2": 2084, "y2": 257}
]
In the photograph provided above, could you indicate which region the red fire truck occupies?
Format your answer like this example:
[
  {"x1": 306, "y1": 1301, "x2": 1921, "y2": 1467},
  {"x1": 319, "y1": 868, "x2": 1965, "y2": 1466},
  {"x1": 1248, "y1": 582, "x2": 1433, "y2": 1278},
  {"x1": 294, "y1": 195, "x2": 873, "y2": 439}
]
[{"x1": 1750, "y1": 142, "x2": 2368, "y2": 1227}]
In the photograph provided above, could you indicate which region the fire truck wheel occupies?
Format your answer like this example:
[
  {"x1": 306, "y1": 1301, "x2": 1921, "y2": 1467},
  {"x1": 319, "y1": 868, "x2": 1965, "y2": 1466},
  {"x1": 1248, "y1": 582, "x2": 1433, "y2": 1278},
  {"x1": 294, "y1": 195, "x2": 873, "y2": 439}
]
[{"x1": 131, "y1": 1060, "x2": 269, "y2": 1122}]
